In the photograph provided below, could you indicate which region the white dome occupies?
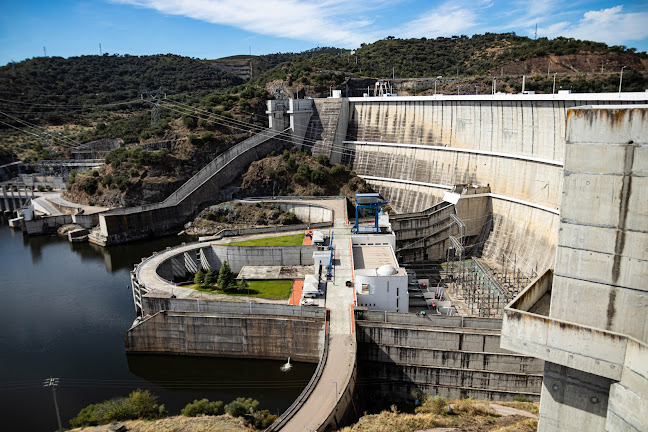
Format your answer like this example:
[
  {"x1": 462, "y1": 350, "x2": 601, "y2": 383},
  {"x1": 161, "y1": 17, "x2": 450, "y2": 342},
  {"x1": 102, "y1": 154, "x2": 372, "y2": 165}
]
[{"x1": 377, "y1": 265, "x2": 398, "y2": 276}]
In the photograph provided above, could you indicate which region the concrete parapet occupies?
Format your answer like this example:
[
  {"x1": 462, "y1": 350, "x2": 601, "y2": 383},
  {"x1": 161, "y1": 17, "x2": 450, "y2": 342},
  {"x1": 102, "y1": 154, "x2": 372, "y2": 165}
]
[{"x1": 141, "y1": 297, "x2": 326, "y2": 319}]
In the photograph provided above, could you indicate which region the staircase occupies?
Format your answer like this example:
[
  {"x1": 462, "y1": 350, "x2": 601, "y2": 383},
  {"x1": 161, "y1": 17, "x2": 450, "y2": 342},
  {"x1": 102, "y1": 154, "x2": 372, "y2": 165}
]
[{"x1": 90, "y1": 128, "x2": 288, "y2": 246}]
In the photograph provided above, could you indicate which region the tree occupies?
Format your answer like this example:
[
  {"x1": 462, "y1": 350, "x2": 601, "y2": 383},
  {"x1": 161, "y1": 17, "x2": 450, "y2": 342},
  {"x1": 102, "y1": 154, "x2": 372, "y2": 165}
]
[
  {"x1": 205, "y1": 269, "x2": 217, "y2": 286},
  {"x1": 238, "y1": 277, "x2": 249, "y2": 293},
  {"x1": 217, "y1": 261, "x2": 234, "y2": 290},
  {"x1": 194, "y1": 269, "x2": 204, "y2": 285}
]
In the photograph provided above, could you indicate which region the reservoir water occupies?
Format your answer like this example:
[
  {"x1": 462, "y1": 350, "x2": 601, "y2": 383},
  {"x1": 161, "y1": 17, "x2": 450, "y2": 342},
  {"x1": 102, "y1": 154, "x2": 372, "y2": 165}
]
[{"x1": 0, "y1": 218, "x2": 315, "y2": 431}]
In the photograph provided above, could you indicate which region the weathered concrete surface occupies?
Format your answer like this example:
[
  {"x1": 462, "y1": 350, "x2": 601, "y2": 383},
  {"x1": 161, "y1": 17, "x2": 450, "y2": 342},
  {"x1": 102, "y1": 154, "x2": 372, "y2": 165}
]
[
  {"x1": 141, "y1": 297, "x2": 326, "y2": 319},
  {"x1": 391, "y1": 185, "x2": 492, "y2": 262},
  {"x1": 345, "y1": 94, "x2": 648, "y2": 275},
  {"x1": 125, "y1": 310, "x2": 325, "y2": 363},
  {"x1": 501, "y1": 105, "x2": 648, "y2": 432},
  {"x1": 356, "y1": 317, "x2": 543, "y2": 402}
]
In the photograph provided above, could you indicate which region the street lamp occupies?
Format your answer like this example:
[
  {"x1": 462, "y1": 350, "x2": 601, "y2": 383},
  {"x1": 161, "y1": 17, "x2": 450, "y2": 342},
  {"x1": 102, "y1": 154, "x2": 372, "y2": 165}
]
[
  {"x1": 434, "y1": 80, "x2": 438, "y2": 96},
  {"x1": 619, "y1": 66, "x2": 627, "y2": 94},
  {"x1": 475, "y1": 85, "x2": 478, "y2": 95},
  {"x1": 552, "y1": 73, "x2": 557, "y2": 95}
]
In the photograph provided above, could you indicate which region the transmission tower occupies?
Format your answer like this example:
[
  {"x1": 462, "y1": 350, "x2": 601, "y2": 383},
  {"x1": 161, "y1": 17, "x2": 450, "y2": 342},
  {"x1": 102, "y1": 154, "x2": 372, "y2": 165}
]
[{"x1": 142, "y1": 87, "x2": 164, "y2": 126}]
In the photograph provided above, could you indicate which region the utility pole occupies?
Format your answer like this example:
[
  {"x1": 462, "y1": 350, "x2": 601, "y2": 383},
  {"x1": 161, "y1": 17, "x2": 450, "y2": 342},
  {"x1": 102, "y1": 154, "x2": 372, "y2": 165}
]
[
  {"x1": 553, "y1": 73, "x2": 557, "y2": 95},
  {"x1": 99, "y1": 43, "x2": 102, "y2": 55},
  {"x1": 601, "y1": 61, "x2": 604, "y2": 73},
  {"x1": 44, "y1": 377, "x2": 63, "y2": 432},
  {"x1": 534, "y1": 23, "x2": 537, "y2": 40},
  {"x1": 142, "y1": 87, "x2": 163, "y2": 126},
  {"x1": 619, "y1": 66, "x2": 626, "y2": 93},
  {"x1": 43, "y1": 46, "x2": 47, "y2": 57}
]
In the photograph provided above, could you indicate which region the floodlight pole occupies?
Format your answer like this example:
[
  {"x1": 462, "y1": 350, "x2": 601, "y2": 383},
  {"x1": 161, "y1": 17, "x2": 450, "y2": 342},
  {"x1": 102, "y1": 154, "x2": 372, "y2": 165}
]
[{"x1": 44, "y1": 377, "x2": 63, "y2": 432}]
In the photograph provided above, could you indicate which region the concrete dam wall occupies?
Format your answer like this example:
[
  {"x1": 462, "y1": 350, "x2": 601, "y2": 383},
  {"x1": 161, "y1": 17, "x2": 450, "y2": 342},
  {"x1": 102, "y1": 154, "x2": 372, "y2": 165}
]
[
  {"x1": 344, "y1": 94, "x2": 648, "y2": 273},
  {"x1": 355, "y1": 311, "x2": 544, "y2": 403}
]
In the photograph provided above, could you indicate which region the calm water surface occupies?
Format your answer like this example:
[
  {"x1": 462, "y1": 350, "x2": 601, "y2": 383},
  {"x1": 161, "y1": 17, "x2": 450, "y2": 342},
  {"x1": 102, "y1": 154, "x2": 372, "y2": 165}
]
[{"x1": 0, "y1": 219, "x2": 314, "y2": 431}]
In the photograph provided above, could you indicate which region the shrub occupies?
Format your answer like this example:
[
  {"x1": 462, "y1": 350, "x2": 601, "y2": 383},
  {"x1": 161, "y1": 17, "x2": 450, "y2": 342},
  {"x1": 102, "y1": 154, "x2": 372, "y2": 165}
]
[
  {"x1": 251, "y1": 410, "x2": 277, "y2": 428},
  {"x1": 82, "y1": 178, "x2": 98, "y2": 195},
  {"x1": 452, "y1": 398, "x2": 494, "y2": 416},
  {"x1": 70, "y1": 389, "x2": 166, "y2": 427},
  {"x1": 317, "y1": 154, "x2": 330, "y2": 166},
  {"x1": 282, "y1": 149, "x2": 291, "y2": 162},
  {"x1": 181, "y1": 399, "x2": 223, "y2": 417},
  {"x1": 417, "y1": 396, "x2": 447, "y2": 415},
  {"x1": 310, "y1": 169, "x2": 328, "y2": 185},
  {"x1": 330, "y1": 165, "x2": 346, "y2": 176},
  {"x1": 296, "y1": 164, "x2": 310, "y2": 176},
  {"x1": 292, "y1": 173, "x2": 307, "y2": 185},
  {"x1": 225, "y1": 397, "x2": 259, "y2": 418},
  {"x1": 183, "y1": 115, "x2": 198, "y2": 129},
  {"x1": 194, "y1": 269, "x2": 204, "y2": 285},
  {"x1": 513, "y1": 394, "x2": 530, "y2": 402}
]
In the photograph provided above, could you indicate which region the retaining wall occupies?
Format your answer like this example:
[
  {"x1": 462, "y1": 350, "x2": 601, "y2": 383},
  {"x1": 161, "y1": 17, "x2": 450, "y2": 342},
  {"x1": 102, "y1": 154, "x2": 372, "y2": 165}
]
[
  {"x1": 355, "y1": 312, "x2": 543, "y2": 403},
  {"x1": 125, "y1": 310, "x2": 325, "y2": 363},
  {"x1": 155, "y1": 244, "x2": 318, "y2": 280}
]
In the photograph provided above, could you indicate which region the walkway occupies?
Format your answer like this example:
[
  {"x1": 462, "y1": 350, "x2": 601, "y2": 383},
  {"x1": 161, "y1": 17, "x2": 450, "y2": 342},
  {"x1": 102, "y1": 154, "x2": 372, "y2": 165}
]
[{"x1": 281, "y1": 215, "x2": 357, "y2": 431}]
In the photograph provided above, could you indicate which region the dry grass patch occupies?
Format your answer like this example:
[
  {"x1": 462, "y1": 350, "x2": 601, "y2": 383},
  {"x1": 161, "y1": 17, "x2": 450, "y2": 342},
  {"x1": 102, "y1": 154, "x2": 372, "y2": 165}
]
[
  {"x1": 70, "y1": 415, "x2": 250, "y2": 432},
  {"x1": 494, "y1": 401, "x2": 539, "y2": 415}
]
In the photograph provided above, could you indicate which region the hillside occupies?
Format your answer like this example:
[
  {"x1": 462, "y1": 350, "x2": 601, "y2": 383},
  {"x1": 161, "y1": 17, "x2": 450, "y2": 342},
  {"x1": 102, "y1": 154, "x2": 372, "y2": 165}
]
[{"x1": 2, "y1": 33, "x2": 648, "y2": 208}]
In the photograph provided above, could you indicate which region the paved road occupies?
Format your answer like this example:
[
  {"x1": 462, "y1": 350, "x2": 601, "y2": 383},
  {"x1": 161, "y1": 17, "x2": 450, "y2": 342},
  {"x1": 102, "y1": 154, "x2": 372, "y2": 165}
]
[{"x1": 281, "y1": 216, "x2": 357, "y2": 431}]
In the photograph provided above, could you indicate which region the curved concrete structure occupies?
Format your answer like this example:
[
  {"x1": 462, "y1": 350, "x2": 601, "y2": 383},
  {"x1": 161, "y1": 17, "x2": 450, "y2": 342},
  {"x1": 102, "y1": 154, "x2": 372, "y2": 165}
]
[{"x1": 343, "y1": 93, "x2": 648, "y2": 275}]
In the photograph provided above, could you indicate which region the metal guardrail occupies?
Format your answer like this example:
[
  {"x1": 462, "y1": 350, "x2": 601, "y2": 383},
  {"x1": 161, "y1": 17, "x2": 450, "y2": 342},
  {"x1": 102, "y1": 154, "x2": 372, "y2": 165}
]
[{"x1": 266, "y1": 311, "x2": 330, "y2": 431}]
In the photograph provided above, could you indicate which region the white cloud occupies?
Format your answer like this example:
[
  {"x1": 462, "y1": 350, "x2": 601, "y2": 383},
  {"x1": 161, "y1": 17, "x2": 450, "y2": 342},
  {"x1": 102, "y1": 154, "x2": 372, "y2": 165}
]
[
  {"x1": 111, "y1": 0, "x2": 382, "y2": 46},
  {"x1": 399, "y1": 1, "x2": 486, "y2": 38},
  {"x1": 538, "y1": 6, "x2": 648, "y2": 46}
]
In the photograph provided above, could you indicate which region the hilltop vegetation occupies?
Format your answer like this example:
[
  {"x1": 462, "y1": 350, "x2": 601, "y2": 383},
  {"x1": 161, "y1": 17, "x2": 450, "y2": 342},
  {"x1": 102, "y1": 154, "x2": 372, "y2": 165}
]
[
  {"x1": 254, "y1": 33, "x2": 647, "y2": 84},
  {"x1": 0, "y1": 54, "x2": 243, "y2": 125},
  {"x1": 1, "y1": 33, "x2": 647, "y2": 207}
]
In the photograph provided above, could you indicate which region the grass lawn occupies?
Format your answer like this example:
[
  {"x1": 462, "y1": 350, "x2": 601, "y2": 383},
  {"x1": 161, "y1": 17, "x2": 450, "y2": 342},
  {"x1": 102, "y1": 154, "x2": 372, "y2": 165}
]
[
  {"x1": 227, "y1": 233, "x2": 304, "y2": 246},
  {"x1": 180, "y1": 279, "x2": 293, "y2": 300}
]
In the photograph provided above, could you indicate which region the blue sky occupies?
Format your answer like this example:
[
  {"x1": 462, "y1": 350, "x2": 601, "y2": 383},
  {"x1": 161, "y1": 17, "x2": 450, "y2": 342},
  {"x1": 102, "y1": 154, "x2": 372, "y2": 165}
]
[{"x1": 1, "y1": 0, "x2": 647, "y2": 66}]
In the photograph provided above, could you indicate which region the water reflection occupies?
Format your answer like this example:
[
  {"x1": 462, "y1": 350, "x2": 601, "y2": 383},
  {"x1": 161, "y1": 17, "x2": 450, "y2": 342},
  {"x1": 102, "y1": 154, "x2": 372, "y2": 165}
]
[{"x1": 0, "y1": 222, "x2": 312, "y2": 431}]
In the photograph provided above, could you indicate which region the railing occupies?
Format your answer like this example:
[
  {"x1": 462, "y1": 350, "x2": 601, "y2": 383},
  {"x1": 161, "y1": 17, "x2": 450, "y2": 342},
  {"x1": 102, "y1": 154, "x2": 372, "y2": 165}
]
[{"x1": 266, "y1": 310, "x2": 330, "y2": 431}]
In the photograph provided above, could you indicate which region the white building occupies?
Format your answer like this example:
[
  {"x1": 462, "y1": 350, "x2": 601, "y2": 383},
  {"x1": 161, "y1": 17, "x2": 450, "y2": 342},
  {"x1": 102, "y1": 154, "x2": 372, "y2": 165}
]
[{"x1": 351, "y1": 222, "x2": 408, "y2": 313}]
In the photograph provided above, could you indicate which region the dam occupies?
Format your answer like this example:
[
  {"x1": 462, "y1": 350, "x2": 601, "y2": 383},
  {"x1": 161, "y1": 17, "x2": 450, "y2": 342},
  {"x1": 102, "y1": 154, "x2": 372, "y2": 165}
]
[{"x1": 122, "y1": 93, "x2": 647, "y2": 431}]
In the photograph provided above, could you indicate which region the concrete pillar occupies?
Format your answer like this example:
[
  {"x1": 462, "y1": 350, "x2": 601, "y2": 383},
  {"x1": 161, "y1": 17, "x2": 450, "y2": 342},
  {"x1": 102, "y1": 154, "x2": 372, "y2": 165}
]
[
  {"x1": 538, "y1": 362, "x2": 611, "y2": 432},
  {"x1": 0, "y1": 186, "x2": 7, "y2": 212},
  {"x1": 10, "y1": 187, "x2": 16, "y2": 211}
]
